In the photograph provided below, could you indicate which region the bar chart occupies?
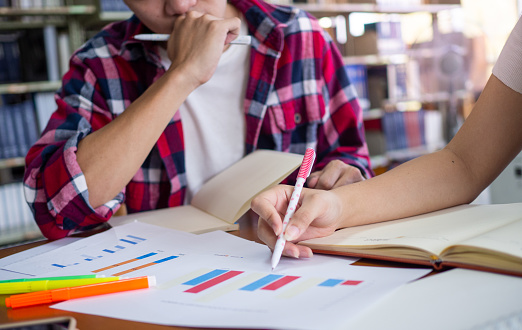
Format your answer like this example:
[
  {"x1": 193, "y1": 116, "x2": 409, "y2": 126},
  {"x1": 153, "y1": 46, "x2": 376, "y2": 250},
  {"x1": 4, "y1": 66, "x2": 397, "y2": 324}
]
[{"x1": 178, "y1": 268, "x2": 365, "y2": 303}]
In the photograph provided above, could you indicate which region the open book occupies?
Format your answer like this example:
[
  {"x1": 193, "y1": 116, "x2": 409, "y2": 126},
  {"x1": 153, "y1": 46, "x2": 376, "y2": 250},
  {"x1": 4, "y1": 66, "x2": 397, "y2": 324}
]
[
  {"x1": 300, "y1": 203, "x2": 522, "y2": 277},
  {"x1": 109, "y1": 150, "x2": 303, "y2": 234}
]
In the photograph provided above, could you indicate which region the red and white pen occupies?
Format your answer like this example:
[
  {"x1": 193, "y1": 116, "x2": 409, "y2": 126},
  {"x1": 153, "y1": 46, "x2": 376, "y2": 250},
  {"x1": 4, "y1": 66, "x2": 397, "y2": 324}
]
[{"x1": 271, "y1": 148, "x2": 316, "y2": 270}]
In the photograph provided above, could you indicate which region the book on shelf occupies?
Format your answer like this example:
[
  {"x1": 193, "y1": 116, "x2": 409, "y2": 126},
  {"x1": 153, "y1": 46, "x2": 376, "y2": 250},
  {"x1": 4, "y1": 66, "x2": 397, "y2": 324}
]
[
  {"x1": 382, "y1": 109, "x2": 426, "y2": 152},
  {"x1": 353, "y1": 21, "x2": 405, "y2": 56},
  {"x1": 0, "y1": 182, "x2": 41, "y2": 246},
  {"x1": 18, "y1": 29, "x2": 50, "y2": 82},
  {"x1": 99, "y1": 0, "x2": 131, "y2": 12},
  {"x1": 300, "y1": 202, "x2": 522, "y2": 277},
  {"x1": 0, "y1": 33, "x2": 22, "y2": 84},
  {"x1": 21, "y1": 99, "x2": 39, "y2": 150},
  {"x1": 0, "y1": 104, "x2": 18, "y2": 159},
  {"x1": 0, "y1": 99, "x2": 39, "y2": 159},
  {"x1": 344, "y1": 64, "x2": 370, "y2": 111},
  {"x1": 8, "y1": 102, "x2": 29, "y2": 157},
  {"x1": 109, "y1": 149, "x2": 303, "y2": 234},
  {"x1": 33, "y1": 91, "x2": 56, "y2": 133}
]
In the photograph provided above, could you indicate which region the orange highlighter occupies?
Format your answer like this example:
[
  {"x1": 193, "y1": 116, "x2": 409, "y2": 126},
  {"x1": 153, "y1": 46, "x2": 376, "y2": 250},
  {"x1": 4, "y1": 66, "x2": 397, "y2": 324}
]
[{"x1": 5, "y1": 275, "x2": 156, "y2": 309}]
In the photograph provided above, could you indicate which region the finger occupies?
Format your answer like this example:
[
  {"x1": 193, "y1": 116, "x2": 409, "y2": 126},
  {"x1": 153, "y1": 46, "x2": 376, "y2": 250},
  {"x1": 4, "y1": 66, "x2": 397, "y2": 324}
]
[
  {"x1": 257, "y1": 217, "x2": 311, "y2": 258},
  {"x1": 251, "y1": 185, "x2": 293, "y2": 236},
  {"x1": 331, "y1": 168, "x2": 365, "y2": 189},
  {"x1": 257, "y1": 217, "x2": 277, "y2": 250},
  {"x1": 283, "y1": 189, "x2": 320, "y2": 241},
  {"x1": 307, "y1": 172, "x2": 320, "y2": 188},
  {"x1": 283, "y1": 241, "x2": 313, "y2": 259},
  {"x1": 313, "y1": 162, "x2": 344, "y2": 190}
]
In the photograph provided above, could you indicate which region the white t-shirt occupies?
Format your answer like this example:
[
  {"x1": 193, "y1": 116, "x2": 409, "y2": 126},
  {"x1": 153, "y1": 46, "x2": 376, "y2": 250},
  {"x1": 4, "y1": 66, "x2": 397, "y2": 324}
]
[
  {"x1": 492, "y1": 16, "x2": 522, "y2": 94},
  {"x1": 159, "y1": 19, "x2": 250, "y2": 203}
]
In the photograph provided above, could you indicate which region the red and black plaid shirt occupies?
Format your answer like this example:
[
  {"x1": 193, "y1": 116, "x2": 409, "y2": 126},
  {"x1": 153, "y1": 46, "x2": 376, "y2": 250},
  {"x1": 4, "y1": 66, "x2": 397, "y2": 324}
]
[{"x1": 24, "y1": 0, "x2": 372, "y2": 239}]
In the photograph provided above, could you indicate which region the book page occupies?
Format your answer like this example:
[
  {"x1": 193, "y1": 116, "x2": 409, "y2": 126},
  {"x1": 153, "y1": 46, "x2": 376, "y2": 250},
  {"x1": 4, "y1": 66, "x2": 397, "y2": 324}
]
[
  {"x1": 108, "y1": 206, "x2": 238, "y2": 234},
  {"x1": 301, "y1": 203, "x2": 522, "y2": 260},
  {"x1": 441, "y1": 218, "x2": 522, "y2": 273},
  {"x1": 191, "y1": 150, "x2": 302, "y2": 224}
]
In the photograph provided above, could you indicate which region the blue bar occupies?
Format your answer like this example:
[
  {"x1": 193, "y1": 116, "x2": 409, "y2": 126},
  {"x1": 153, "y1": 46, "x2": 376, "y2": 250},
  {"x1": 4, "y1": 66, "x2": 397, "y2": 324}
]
[
  {"x1": 127, "y1": 235, "x2": 146, "y2": 241},
  {"x1": 115, "y1": 245, "x2": 125, "y2": 249},
  {"x1": 85, "y1": 258, "x2": 93, "y2": 261},
  {"x1": 240, "y1": 274, "x2": 284, "y2": 291},
  {"x1": 318, "y1": 279, "x2": 344, "y2": 287},
  {"x1": 154, "y1": 256, "x2": 178, "y2": 263},
  {"x1": 183, "y1": 269, "x2": 228, "y2": 285},
  {"x1": 52, "y1": 264, "x2": 66, "y2": 268},
  {"x1": 103, "y1": 249, "x2": 115, "y2": 253},
  {"x1": 120, "y1": 239, "x2": 137, "y2": 245},
  {"x1": 136, "y1": 252, "x2": 158, "y2": 259}
]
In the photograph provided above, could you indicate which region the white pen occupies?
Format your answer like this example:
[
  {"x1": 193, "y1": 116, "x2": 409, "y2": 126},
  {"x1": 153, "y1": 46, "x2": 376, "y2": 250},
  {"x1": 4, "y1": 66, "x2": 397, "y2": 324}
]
[
  {"x1": 271, "y1": 148, "x2": 316, "y2": 270},
  {"x1": 133, "y1": 34, "x2": 252, "y2": 45}
]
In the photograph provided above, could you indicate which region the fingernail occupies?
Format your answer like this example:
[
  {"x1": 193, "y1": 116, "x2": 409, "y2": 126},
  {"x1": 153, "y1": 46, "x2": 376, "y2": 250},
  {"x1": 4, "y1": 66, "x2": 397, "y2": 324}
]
[
  {"x1": 284, "y1": 225, "x2": 299, "y2": 241},
  {"x1": 288, "y1": 250, "x2": 299, "y2": 259}
]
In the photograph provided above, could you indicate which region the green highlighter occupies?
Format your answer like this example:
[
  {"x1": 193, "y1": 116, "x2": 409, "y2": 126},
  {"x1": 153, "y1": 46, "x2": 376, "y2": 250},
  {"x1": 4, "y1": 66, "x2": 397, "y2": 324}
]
[
  {"x1": 0, "y1": 274, "x2": 100, "y2": 283},
  {"x1": 0, "y1": 276, "x2": 121, "y2": 294}
]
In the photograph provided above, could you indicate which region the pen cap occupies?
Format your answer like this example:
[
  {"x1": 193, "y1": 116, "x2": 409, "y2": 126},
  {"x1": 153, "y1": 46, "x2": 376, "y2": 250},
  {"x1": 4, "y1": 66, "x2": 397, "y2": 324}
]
[{"x1": 297, "y1": 148, "x2": 316, "y2": 179}]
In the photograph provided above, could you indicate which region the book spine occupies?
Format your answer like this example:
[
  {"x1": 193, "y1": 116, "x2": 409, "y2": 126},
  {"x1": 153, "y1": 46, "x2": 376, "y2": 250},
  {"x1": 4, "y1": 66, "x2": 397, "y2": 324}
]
[
  {"x1": 22, "y1": 99, "x2": 39, "y2": 149},
  {"x1": 0, "y1": 41, "x2": 7, "y2": 83},
  {"x1": 3, "y1": 35, "x2": 22, "y2": 83},
  {"x1": 43, "y1": 25, "x2": 60, "y2": 82},
  {"x1": 33, "y1": 92, "x2": 56, "y2": 134},
  {"x1": 10, "y1": 102, "x2": 28, "y2": 157},
  {"x1": 1, "y1": 104, "x2": 18, "y2": 158}
]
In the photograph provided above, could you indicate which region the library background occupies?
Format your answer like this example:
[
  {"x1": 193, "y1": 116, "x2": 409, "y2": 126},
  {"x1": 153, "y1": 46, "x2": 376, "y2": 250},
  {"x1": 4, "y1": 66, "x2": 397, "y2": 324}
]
[{"x1": 0, "y1": 0, "x2": 521, "y2": 247}]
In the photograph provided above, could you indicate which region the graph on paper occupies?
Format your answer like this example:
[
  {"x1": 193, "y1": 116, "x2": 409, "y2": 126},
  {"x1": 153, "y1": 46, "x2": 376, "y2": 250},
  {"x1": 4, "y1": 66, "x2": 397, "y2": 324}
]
[
  {"x1": 2, "y1": 227, "x2": 192, "y2": 277},
  {"x1": 156, "y1": 268, "x2": 367, "y2": 304}
]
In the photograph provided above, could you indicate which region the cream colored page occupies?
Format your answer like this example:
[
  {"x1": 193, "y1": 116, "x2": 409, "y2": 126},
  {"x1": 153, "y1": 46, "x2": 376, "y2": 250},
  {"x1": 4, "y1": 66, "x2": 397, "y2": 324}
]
[
  {"x1": 444, "y1": 218, "x2": 522, "y2": 259},
  {"x1": 108, "y1": 205, "x2": 238, "y2": 234},
  {"x1": 191, "y1": 150, "x2": 302, "y2": 224},
  {"x1": 302, "y1": 203, "x2": 522, "y2": 256}
]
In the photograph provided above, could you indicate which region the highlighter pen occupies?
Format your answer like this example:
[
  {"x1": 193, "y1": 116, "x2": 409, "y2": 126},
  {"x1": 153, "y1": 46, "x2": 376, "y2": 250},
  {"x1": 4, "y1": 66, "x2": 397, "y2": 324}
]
[
  {"x1": 133, "y1": 34, "x2": 252, "y2": 45},
  {"x1": 5, "y1": 276, "x2": 156, "y2": 309},
  {"x1": 0, "y1": 274, "x2": 101, "y2": 283},
  {"x1": 271, "y1": 148, "x2": 316, "y2": 270},
  {"x1": 0, "y1": 277, "x2": 121, "y2": 295}
]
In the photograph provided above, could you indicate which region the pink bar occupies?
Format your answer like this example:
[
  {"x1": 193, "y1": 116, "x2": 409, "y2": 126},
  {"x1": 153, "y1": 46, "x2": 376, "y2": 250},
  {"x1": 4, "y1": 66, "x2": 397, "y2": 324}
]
[
  {"x1": 184, "y1": 271, "x2": 243, "y2": 293},
  {"x1": 341, "y1": 280, "x2": 363, "y2": 286},
  {"x1": 261, "y1": 276, "x2": 300, "y2": 291}
]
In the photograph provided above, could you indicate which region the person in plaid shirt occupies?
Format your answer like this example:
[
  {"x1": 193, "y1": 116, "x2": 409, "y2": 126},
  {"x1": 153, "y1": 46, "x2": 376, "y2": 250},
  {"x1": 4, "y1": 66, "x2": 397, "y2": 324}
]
[{"x1": 24, "y1": 0, "x2": 373, "y2": 240}]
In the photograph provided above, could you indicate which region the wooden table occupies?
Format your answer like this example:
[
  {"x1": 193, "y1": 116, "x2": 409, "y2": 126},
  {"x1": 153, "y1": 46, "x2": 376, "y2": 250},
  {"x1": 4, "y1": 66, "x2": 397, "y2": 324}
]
[{"x1": 0, "y1": 214, "x2": 435, "y2": 329}]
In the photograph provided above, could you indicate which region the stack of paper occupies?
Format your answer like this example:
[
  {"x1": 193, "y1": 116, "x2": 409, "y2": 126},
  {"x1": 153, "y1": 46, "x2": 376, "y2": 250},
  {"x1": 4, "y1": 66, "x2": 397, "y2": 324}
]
[{"x1": 1, "y1": 222, "x2": 430, "y2": 329}]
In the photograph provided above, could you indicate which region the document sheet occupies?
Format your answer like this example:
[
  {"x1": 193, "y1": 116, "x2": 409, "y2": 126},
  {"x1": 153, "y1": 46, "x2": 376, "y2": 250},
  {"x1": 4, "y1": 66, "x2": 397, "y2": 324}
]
[{"x1": 2, "y1": 222, "x2": 431, "y2": 330}]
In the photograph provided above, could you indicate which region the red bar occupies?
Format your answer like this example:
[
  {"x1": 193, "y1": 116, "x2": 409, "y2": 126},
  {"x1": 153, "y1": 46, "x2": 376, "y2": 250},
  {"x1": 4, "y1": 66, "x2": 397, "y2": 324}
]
[
  {"x1": 184, "y1": 271, "x2": 243, "y2": 293},
  {"x1": 341, "y1": 280, "x2": 363, "y2": 286},
  {"x1": 261, "y1": 276, "x2": 300, "y2": 291}
]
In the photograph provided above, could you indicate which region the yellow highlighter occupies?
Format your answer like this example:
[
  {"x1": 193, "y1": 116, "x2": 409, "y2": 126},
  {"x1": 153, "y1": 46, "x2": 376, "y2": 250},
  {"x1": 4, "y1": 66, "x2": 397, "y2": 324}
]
[{"x1": 0, "y1": 277, "x2": 121, "y2": 295}]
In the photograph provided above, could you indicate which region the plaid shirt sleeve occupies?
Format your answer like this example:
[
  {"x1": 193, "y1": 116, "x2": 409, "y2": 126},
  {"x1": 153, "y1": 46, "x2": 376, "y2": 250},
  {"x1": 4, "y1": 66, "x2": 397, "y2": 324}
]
[
  {"x1": 252, "y1": 6, "x2": 373, "y2": 180},
  {"x1": 23, "y1": 44, "x2": 125, "y2": 240},
  {"x1": 314, "y1": 27, "x2": 373, "y2": 178}
]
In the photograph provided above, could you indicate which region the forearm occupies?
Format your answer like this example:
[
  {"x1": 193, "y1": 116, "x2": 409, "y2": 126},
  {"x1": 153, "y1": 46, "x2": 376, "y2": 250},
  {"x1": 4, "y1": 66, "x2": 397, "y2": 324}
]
[
  {"x1": 336, "y1": 148, "x2": 479, "y2": 227},
  {"x1": 77, "y1": 69, "x2": 196, "y2": 208}
]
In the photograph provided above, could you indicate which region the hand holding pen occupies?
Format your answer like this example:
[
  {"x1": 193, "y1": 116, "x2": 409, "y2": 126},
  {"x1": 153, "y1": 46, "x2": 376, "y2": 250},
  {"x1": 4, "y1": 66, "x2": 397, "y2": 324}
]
[{"x1": 271, "y1": 148, "x2": 316, "y2": 270}]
